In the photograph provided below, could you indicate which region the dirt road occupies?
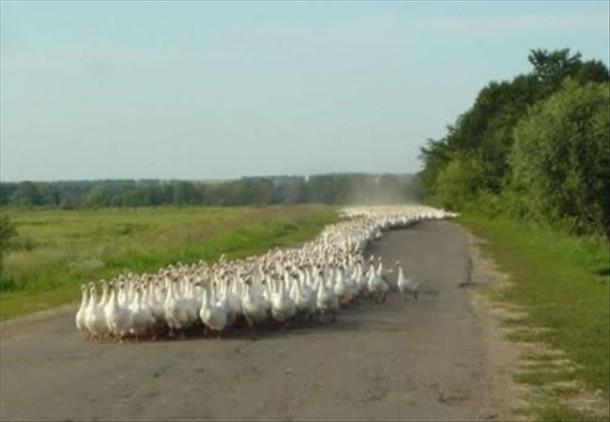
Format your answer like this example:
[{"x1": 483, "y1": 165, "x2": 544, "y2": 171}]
[{"x1": 0, "y1": 221, "x2": 514, "y2": 421}]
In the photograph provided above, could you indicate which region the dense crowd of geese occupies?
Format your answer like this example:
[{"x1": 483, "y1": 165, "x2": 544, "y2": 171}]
[{"x1": 75, "y1": 205, "x2": 456, "y2": 341}]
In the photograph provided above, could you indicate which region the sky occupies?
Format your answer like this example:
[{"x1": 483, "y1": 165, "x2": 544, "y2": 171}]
[{"x1": 1, "y1": 1, "x2": 608, "y2": 182}]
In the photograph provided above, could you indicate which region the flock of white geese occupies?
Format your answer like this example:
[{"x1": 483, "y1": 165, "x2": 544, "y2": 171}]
[{"x1": 75, "y1": 205, "x2": 456, "y2": 341}]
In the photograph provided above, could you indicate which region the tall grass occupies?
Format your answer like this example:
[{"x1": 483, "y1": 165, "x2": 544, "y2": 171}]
[{"x1": 0, "y1": 205, "x2": 338, "y2": 320}]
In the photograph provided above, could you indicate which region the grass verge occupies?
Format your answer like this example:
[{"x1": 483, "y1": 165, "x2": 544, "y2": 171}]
[
  {"x1": 0, "y1": 205, "x2": 338, "y2": 321},
  {"x1": 459, "y1": 213, "x2": 609, "y2": 420}
]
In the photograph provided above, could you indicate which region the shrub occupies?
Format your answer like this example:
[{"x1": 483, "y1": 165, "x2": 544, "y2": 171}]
[
  {"x1": 511, "y1": 80, "x2": 610, "y2": 234},
  {"x1": 0, "y1": 213, "x2": 18, "y2": 273}
]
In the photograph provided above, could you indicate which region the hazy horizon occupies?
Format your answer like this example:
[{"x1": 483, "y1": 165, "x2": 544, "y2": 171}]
[
  {"x1": 0, "y1": 170, "x2": 417, "y2": 184},
  {"x1": 2, "y1": 1, "x2": 609, "y2": 182}
]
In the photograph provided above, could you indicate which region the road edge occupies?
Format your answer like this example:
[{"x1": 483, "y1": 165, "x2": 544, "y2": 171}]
[{"x1": 0, "y1": 303, "x2": 76, "y2": 341}]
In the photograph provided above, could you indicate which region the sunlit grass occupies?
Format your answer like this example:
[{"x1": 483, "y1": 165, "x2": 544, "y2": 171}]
[
  {"x1": 0, "y1": 205, "x2": 338, "y2": 320},
  {"x1": 460, "y1": 213, "x2": 609, "y2": 419}
]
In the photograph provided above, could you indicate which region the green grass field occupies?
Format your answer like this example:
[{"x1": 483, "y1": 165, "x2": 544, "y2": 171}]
[
  {"x1": 459, "y1": 214, "x2": 609, "y2": 419},
  {"x1": 0, "y1": 205, "x2": 338, "y2": 321}
]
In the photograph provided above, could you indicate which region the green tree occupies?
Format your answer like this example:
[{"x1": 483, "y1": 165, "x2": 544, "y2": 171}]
[
  {"x1": 10, "y1": 182, "x2": 43, "y2": 206},
  {"x1": 418, "y1": 48, "x2": 609, "y2": 235},
  {"x1": 435, "y1": 156, "x2": 487, "y2": 210},
  {"x1": 528, "y1": 48, "x2": 582, "y2": 85},
  {"x1": 512, "y1": 80, "x2": 610, "y2": 234},
  {"x1": 171, "y1": 182, "x2": 199, "y2": 205},
  {"x1": 85, "y1": 185, "x2": 113, "y2": 207},
  {"x1": 575, "y1": 60, "x2": 610, "y2": 84}
]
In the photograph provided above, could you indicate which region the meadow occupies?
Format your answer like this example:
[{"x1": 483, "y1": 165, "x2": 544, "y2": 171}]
[
  {"x1": 0, "y1": 205, "x2": 337, "y2": 320},
  {"x1": 460, "y1": 214, "x2": 609, "y2": 420}
]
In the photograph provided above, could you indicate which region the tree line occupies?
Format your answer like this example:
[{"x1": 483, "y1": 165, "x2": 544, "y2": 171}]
[
  {"x1": 419, "y1": 48, "x2": 609, "y2": 236},
  {"x1": 0, "y1": 173, "x2": 420, "y2": 208}
]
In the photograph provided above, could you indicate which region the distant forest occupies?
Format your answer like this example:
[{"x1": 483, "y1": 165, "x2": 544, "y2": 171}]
[
  {"x1": 0, "y1": 173, "x2": 420, "y2": 208},
  {"x1": 419, "y1": 49, "x2": 609, "y2": 236}
]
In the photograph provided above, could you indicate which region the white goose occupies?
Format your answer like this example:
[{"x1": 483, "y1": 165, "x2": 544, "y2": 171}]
[
  {"x1": 224, "y1": 277, "x2": 242, "y2": 328},
  {"x1": 270, "y1": 276, "x2": 296, "y2": 323},
  {"x1": 164, "y1": 278, "x2": 185, "y2": 334},
  {"x1": 241, "y1": 278, "x2": 268, "y2": 328},
  {"x1": 84, "y1": 283, "x2": 109, "y2": 340},
  {"x1": 75, "y1": 284, "x2": 89, "y2": 335},
  {"x1": 333, "y1": 266, "x2": 350, "y2": 306},
  {"x1": 396, "y1": 262, "x2": 419, "y2": 300},
  {"x1": 147, "y1": 281, "x2": 165, "y2": 325},
  {"x1": 180, "y1": 278, "x2": 199, "y2": 327},
  {"x1": 130, "y1": 286, "x2": 155, "y2": 337},
  {"x1": 105, "y1": 282, "x2": 132, "y2": 338},
  {"x1": 294, "y1": 269, "x2": 316, "y2": 319},
  {"x1": 367, "y1": 259, "x2": 389, "y2": 303},
  {"x1": 316, "y1": 270, "x2": 338, "y2": 321},
  {"x1": 98, "y1": 280, "x2": 109, "y2": 309},
  {"x1": 200, "y1": 283, "x2": 229, "y2": 334}
]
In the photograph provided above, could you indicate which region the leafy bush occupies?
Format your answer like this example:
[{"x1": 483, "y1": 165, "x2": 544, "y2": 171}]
[
  {"x1": 0, "y1": 273, "x2": 17, "y2": 291},
  {"x1": 0, "y1": 214, "x2": 18, "y2": 272},
  {"x1": 435, "y1": 156, "x2": 487, "y2": 210},
  {"x1": 512, "y1": 80, "x2": 610, "y2": 234}
]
